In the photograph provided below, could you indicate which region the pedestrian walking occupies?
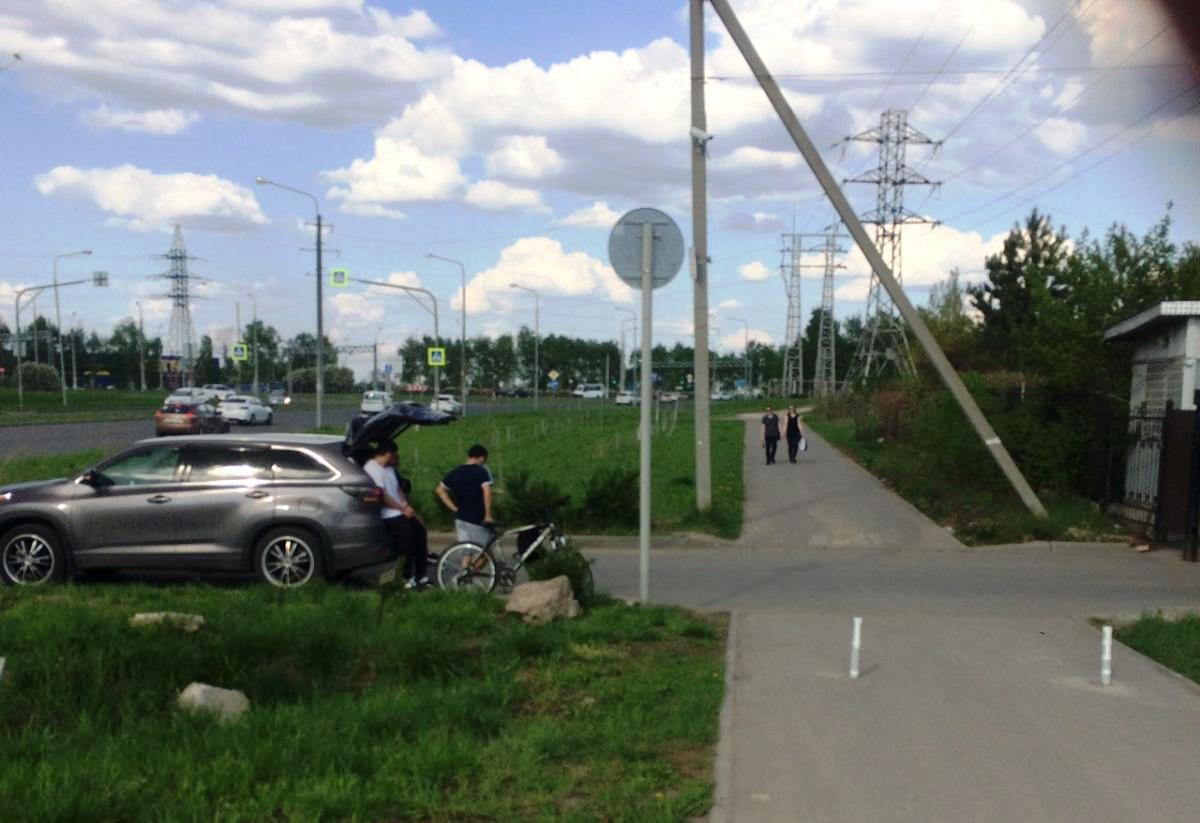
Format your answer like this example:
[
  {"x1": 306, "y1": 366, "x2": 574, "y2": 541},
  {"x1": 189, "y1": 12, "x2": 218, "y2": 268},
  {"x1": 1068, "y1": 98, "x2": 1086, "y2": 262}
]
[
  {"x1": 785, "y1": 405, "x2": 805, "y2": 463},
  {"x1": 363, "y1": 440, "x2": 430, "y2": 590},
  {"x1": 436, "y1": 444, "x2": 495, "y2": 547},
  {"x1": 760, "y1": 405, "x2": 781, "y2": 465}
]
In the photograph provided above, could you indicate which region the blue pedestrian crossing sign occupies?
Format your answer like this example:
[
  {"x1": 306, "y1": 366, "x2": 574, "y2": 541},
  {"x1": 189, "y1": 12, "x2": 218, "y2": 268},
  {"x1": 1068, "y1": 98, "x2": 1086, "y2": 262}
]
[
  {"x1": 330, "y1": 268, "x2": 349, "y2": 288},
  {"x1": 231, "y1": 343, "x2": 249, "y2": 362},
  {"x1": 427, "y1": 347, "x2": 446, "y2": 367}
]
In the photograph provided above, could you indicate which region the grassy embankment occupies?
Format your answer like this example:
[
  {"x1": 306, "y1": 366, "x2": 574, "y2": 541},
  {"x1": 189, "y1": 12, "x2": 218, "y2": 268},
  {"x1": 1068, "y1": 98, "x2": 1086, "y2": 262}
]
[
  {"x1": 0, "y1": 584, "x2": 726, "y2": 821},
  {"x1": 0, "y1": 404, "x2": 745, "y2": 538},
  {"x1": 1115, "y1": 613, "x2": 1200, "y2": 685},
  {"x1": 0, "y1": 388, "x2": 165, "y2": 426},
  {"x1": 804, "y1": 410, "x2": 1123, "y2": 546}
]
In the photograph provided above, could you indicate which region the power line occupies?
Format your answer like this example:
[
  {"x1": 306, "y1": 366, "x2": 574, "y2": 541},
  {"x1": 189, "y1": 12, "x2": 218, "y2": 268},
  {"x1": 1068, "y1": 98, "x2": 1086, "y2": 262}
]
[
  {"x1": 941, "y1": 80, "x2": 1200, "y2": 225},
  {"x1": 704, "y1": 62, "x2": 1188, "y2": 82},
  {"x1": 908, "y1": 0, "x2": 995, "y2": 114},
  {"x1": 960, "y1": 95, "x2": 1200, "y2": 231}
]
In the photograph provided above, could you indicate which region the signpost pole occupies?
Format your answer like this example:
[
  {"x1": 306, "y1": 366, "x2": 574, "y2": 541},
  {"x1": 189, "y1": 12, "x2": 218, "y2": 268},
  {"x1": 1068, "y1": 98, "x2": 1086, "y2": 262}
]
[{"x1": 639, "y1": 222, "x2": 653, "y2": 604}]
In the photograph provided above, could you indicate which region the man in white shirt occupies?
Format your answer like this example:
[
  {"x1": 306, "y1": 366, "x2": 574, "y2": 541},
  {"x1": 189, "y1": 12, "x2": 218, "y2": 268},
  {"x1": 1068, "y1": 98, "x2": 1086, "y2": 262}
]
[{"x1": 363, "y1": 440, "x2": 429, "y2": 589}]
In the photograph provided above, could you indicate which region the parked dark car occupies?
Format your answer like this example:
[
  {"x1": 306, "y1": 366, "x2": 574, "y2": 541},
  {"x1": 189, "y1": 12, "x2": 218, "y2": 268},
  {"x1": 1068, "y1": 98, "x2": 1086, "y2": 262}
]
[
  {"x1": 0, "y1": 404, "x2": 452, "y2": 588},
  {"x1": 155, "y1": 402, "x2": 229, "y2": 436}
]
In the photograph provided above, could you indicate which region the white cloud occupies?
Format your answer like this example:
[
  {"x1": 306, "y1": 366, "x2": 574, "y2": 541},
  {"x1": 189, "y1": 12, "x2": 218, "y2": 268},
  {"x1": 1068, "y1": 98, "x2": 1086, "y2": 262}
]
[
  {"x1": 81, "y1": 105, "x2": 200, "y2": 135},
  {"x1": 720, "y1": 327, "x2": 773, "y2": 348},
  {"x1": 34, "y1": 164, "x2": 268, "y2": 232},
  {"x1": 717, "y1": 298, "x2": 744, "y2": 311},
  {"x1": 1035, "y1": 117, "x2": 1088, "y2": 155},
  {"x1": 841, "y1": 223, "x2": 1007, "y2": 287},
  {"x1": 456, "y1": 237, "x2": 632, "y2": 314},
  {"x1": 338, "y1": 203, "x2": 407, "y2": 220},
  {"x1": 484, "y1": 135, "x2": 564, "y2": 180},
  {"x1": 737, "y1": 260, "x2": 771, "y2": 281},
  {"x1": 713, "y1": 146, "x2": 803, "y2": 171},
  {"x1": 463, "y1": 180, "x2": 548, "y2": 213},
  {"x1": 323, "y1": 137, "x2": 464, "y2": 208},
  {"x1": 556, "y1": 201, "x2": 622, "y2": 229},
  {"x1": 332, "y1": 292, "x2": 385, "y2": 327}
]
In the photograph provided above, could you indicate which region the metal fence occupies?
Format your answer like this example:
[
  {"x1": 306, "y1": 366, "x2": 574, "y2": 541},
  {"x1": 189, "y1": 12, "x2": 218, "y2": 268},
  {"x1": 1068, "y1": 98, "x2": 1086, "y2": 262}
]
[{"x1": 1121, "y1": 412, "x2": 1165, "y2": 517}]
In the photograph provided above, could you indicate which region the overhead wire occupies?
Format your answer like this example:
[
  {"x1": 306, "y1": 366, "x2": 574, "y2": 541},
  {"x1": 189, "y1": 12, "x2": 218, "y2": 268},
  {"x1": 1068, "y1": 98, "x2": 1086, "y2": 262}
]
[{"x1": 907, "y1": 0, "x2": 996, "y2": 114}]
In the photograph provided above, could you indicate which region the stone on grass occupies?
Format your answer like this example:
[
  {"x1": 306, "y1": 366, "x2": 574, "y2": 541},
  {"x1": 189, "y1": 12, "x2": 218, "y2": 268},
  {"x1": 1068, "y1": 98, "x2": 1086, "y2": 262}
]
[
  {"x1": 129, "y1": 612, "x2": 206, "y2": 632},
  {"x1": 505, "y1": 576, "x2": 582, "y2": 624},
  {"x1": 177, "y1": 682, "x2": 250, "y2": 722}
]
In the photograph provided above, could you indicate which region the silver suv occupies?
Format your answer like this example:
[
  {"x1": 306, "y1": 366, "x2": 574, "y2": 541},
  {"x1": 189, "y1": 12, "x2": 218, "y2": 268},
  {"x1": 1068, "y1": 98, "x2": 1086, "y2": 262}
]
[{"x1": 0, "y1": 404, "x2": 451, "y2": 588}]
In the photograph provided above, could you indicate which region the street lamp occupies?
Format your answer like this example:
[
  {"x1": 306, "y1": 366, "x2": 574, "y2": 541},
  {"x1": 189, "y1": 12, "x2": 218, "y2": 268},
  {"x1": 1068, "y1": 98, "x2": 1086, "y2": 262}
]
[
  {"x1": 616, "y1": 307, "x2": 636, "y2": 392},
  {"x1": 245, "y1": 291, "x2": 260, "y2": 396},
  {"x1": 344, "y1": 276, "x2": 440, "y2": 397},
  {"x1": 427, "y1": 252, "x2": 468, "y2": 417},
  {"x1": 16, "y1": 271, "x2": 107, "y2": 410},
  {"x1": 256, "y1": 176, "x2": 324, "y2": 428},
  {"x1": 53, "y1": 249, "x2": 91, "y2": 406},
  {"x1": 373, "y1": 325, "x2": 383, "y2": 390},
  {"x1": 510, "y1": 284, "x2": 540, "y2": 409}
]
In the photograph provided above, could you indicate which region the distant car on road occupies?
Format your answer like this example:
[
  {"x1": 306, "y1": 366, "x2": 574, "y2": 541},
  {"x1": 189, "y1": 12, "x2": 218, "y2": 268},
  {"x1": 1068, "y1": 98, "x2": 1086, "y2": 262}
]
[
  {"x1": 164, "y1": 387, "x2": 208, "y2": 406},
  {"x1": 0, "y1": 404, "x2": 453, "y2": 588},
  {"x1": 710, "y1": 390, "x2": 733, "y2": 401},
  {"x1": 155, "y1": 402, "x2": 229, "y2": 437},
  {"x1": 614, "y1": 391, "x2": 640, "y2": 406},
  {"x1": 360, "y1": 390, "x2": 394, "y2": 414},
  {"x1": 576, "y1": 383, "x2": 606, "y2": 399},
  {"x1": 660, "y1": 392, "x2": 682, "y2": 402},
  {"x1": 431, "y1": 393, "x2": 464, "y2": 417},
  {"x1": 268, "y1": 389, "x2": 291, "y2": 407},
  {"x1": 200, "y1": 383, "x2": 235, "y2": 401},
  {"x1": 219, "y1": 395, "x2": 273, "y2": 425}
]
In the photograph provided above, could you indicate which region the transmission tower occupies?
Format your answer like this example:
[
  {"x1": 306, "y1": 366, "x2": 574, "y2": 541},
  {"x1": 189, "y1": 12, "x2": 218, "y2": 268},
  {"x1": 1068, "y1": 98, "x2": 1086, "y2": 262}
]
[
  {"x1": 844, "y1": 109, "x2": 940, "y2": 385},
  {"x1": 779, "y1": 230, "x2": 838, "y2": 396},
  {"x1": 813, "y1": 225, "x2": 847, "y2": 397},
  {"x1": 151, "y1": 225, "x2": 207, "y2": 389}
]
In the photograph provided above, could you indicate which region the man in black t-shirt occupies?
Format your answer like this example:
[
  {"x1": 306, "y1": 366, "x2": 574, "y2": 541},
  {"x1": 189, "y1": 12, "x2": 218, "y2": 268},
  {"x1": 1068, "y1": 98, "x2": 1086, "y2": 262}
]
[
  {"x1": 761, "y1": 406, "x2": 781, "y2": 465},
  {"x1": 436, "y1": 443, "x2": 495, "y2": 547}
]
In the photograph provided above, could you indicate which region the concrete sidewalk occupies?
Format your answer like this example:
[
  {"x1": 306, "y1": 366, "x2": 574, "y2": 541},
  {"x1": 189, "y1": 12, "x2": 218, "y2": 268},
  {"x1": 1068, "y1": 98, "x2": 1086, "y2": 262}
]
[
  {"x1": 738, "y1": 413, "x2": 961, "y2": 550},
  {"x1": 600, "y1": 415, "x2": 1200, "y2": 822}
]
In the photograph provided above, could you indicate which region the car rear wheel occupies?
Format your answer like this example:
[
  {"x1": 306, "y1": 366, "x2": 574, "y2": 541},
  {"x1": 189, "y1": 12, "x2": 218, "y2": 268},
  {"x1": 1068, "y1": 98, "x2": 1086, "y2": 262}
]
[
  {"x1": 254, "y1": 527, "x2": 323, "y2": 588},
  {"x1": 1, "y1": 525, "x2": 66, "y2": 586}
]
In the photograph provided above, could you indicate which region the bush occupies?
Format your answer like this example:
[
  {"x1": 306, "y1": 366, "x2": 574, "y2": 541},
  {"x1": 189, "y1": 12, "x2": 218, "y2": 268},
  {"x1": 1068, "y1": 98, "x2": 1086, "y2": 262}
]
[
  {"x1": 18, "y1": 362, "x2": 61, "y2": 391},
  {"x1": 497, "y1": 469, "x2": 566, "y2": 526},
  {"x1": 526, "y1": 539, "x2": 598, "y2": 608},
  {"x1": 579, "y1": 466, "x2": 638, "y2": 530},
  {"x1": 286, "y1": 365, "x2": 355, "y2": 393}
]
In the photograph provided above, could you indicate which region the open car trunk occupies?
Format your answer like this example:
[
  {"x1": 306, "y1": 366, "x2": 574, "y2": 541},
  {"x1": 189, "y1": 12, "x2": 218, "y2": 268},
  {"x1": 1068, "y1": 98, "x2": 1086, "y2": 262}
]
[{"x1": 344, "y1": 403, "x2": 453, "y2": 463}]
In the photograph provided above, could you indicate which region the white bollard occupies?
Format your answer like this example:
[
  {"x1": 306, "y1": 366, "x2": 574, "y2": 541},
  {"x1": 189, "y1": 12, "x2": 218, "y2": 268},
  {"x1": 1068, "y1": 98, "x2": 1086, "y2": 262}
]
[
  {"x1": 849, "y1": 617, "x2": 863, "y2": 680},
  {"x1": 1101, "y1": 625, "x2": 1113, "y2": 686}
]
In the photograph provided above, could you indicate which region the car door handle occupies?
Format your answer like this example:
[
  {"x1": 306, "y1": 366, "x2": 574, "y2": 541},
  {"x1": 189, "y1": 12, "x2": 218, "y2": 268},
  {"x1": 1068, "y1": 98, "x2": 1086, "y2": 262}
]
[
  {"x1": 245, "y1": 490, "x2": 270, "y2": 499},
  {"x1": 147, "y1": 494, "x2": 171, "y2": 504}
]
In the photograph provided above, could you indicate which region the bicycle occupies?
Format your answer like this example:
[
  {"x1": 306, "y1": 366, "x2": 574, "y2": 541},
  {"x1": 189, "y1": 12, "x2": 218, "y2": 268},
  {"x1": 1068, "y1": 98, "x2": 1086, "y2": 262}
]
[{"x1": 436, "y1": 497, "x2": 573, "y2": 593}]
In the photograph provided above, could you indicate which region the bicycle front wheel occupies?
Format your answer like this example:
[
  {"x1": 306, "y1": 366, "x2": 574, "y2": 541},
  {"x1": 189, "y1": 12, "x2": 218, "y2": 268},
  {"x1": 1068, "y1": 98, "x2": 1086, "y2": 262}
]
[{"x1": 437, "y1": 542, "x2": 498, "y2": 593}]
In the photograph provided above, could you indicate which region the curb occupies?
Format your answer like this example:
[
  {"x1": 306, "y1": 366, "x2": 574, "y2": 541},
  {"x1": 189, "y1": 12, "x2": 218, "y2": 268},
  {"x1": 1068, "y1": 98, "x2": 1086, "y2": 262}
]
[{"x1": 705, "y1": 609, "x2": 739, "y2": 823}]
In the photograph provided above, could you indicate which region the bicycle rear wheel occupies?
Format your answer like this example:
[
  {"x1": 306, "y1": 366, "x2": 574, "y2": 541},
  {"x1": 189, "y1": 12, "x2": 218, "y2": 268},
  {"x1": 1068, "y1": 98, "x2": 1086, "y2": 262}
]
[{"x1": 437, "y1": 542, "x2": 497, "y2": 593}]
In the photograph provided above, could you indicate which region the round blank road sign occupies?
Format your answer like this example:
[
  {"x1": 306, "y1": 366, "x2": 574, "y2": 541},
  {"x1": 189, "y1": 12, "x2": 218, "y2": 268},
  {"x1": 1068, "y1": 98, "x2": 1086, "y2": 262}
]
[{"x1": 608, "y1": 207, "x2": 685, "y2": 290}]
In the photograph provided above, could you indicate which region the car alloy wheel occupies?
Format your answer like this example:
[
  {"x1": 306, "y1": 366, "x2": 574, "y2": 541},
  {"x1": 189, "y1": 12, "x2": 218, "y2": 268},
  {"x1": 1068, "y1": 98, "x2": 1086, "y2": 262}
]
[
  {"x1": 258, "y1": 533, "x2": 318, "y2": 587},
  {"x1": 1, "y1": 529, "x2": 60, "y2": 586}
]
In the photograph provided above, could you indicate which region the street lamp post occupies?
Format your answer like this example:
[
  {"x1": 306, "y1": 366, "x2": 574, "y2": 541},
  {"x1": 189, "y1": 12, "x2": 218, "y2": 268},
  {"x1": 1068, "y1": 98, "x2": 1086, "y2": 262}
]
[
  {"x1": 53, "y1": 250, "x2": 91, "y2": 405},
  {"x1": 373, "y1": 326, "x2": 383, "y2": 390},
  {"x1": 256, "y1": 177, "x2": 324, "y2": 428},
  {"x1": 510, "y1": 284, "x2": 540, "y2": 410},
  {"x1": 427, "y1": 253, "x2": 468, "y2": 417},
  {"x1": 136, "y1": 301, "x2": 147, "y2": 391},
  {"x1": 615, "y1": 306, "x2": 636, "y2": 393},
  {"x1": 247, "y1": 292, "x2": 259, "y2": 396},
  {"x1": 69, "y1": 312, "x2": 79, "y2": 390},
  {"x1": 16, "y1": 272, "x2": 107, "y2": 411},
  {"x1": 345, "y1": 277, "x2": 439, "y2": 397}
]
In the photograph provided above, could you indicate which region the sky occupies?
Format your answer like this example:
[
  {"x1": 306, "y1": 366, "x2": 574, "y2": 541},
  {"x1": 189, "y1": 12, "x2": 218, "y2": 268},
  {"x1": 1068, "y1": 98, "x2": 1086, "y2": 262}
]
[{"x1": 0, "y1": 0, "x2": 1197, "y2": 379}]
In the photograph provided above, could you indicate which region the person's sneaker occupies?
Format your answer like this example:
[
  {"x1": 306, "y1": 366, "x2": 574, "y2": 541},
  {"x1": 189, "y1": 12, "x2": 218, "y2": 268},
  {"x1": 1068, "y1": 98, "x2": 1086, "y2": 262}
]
[
  {"x1": 404, "y1": 577, "x2": 418, "y2": 590},
  {"x1": 416, "y1": 576, "x2": 433, "y2": 589}
]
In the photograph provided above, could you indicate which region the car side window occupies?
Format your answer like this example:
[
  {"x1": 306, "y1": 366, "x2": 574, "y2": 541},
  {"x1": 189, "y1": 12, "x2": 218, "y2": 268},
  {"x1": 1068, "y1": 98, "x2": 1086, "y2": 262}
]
[
  {"x1": 270, "y1": 449, "x2": 335, "y2": 481},
  {"x1": 100, "y1": 447, "x2": 182, "y2": 486},
  {"x1": 185, "y1": 447, "x2": 272, "y2": 484}
]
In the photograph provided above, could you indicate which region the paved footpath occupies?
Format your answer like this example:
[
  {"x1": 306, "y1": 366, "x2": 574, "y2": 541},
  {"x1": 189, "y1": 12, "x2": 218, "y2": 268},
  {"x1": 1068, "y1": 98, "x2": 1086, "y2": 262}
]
[{"x1": 590, "y1": 420, "x2": 1200, "y2": 823}]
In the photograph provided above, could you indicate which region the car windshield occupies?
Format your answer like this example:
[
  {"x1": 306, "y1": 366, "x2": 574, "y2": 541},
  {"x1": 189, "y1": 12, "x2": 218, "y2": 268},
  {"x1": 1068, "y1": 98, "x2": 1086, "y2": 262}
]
[{"x1": 162, "y1": 403, "x2": 193, "y2": 413}]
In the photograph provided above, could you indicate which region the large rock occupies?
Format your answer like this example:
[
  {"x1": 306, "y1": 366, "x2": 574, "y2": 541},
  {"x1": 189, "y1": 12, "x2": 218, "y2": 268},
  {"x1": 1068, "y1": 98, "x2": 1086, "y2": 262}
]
[
  {"x1": 177, "y1": 682, "x2": 250, "y2": 722},
  {"x1": 130, "y1": 612, "x2": 206, "y2": 632},
  {"x1": 505, "y1": 576, "x2": 582, "y2": 624}
]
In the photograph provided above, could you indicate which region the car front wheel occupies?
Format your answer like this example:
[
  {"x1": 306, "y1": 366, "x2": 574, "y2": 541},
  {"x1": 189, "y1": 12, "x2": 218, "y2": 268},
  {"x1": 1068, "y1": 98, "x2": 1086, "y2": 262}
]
[
  {"x1": 1, "y1": 525, "x2": 66, "y2": 586},
  {"x1": 254, "y1": 527, "x2": 323, "y2": 588}
]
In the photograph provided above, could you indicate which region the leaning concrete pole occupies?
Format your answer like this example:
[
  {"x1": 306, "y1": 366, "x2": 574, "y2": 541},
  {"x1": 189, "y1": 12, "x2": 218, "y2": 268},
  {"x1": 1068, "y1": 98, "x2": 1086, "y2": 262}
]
[
  {"x1": 707, "y1": 0, "x2": 1047, "y2": 517},
  {"x1": 690, "y1": 0, "x2": 713, "y2": 511}
]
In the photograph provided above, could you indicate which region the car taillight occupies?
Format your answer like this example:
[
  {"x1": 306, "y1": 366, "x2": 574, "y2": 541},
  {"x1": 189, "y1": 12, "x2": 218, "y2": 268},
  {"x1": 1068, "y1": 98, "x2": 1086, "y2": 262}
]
[
  {"x1": 155, "y1": 410, "x2": 164, "y2": 419},
  {"x1": 342, "y1": 486, "x2": 382, "y2": 505},
  {"x1": 187, "y1": 411, "x2": 197, "y2": 419}
]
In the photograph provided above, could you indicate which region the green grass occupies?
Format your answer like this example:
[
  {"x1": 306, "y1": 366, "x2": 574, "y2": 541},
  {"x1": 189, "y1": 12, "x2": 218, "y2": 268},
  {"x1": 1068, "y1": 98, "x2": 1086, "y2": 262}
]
[
  {"x1": 0, "y1": 583, "x2": 726, "y2": 823},
  {"x1": 0, "y1": 449, "x2": 108, "y2": 487},
  {"x1": 0, "y1": 388, "x2": 166, "y2": 426},
  {"x1": 335, "y1": 405, "x2": 745, "y2": 538},
  {"x1": 1115, "y1": 614, "x2": 1200, "y2": 685},
  {"x1": 805, "y1": 413, "x2": 1124, "y2": 546}
]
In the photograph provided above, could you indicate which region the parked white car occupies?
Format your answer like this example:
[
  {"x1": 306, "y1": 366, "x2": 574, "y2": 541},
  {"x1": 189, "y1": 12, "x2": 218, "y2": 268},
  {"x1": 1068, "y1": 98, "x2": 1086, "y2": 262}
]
[
  {"x1": 710, "y1": 390, "x2": 733, "y2": 401},
  {"x1": 360, "y1": 390, "x2": 394, "y2": 414},
  {"x1": 577, "y1": 383, "x2": 606, "y2": 399},
  {"x1": 164, "y1": 387, "x2": 207, "y2": 406},
  {"x1": 614, "y1": 391, "x2": 640, "y2": 406},
  {"x1": 219, "y1": 394, "x2": 273, "y2": 425},
  {"x1": 201, "y1": 383, "x2": 235, "y2": 401},
  {"x1": 431, "y1": 393, "x2": 464, "y2": 417}
]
